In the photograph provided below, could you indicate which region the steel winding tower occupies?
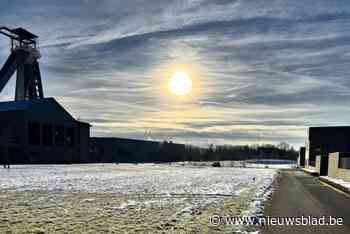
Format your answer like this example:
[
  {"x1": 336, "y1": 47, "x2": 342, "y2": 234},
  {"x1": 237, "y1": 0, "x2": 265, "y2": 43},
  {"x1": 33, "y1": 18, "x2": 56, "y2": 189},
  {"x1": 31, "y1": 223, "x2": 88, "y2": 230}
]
[{"x1": 0, "y1": 27, "x2": 43, "y2": 101}]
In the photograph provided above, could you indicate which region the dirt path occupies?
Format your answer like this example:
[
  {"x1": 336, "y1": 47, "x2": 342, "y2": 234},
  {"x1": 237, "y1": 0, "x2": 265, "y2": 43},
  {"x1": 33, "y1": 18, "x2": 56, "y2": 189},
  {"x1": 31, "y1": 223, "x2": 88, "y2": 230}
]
[{"x1": 263, "y1": 170, "x2": 350, "y2": 234}]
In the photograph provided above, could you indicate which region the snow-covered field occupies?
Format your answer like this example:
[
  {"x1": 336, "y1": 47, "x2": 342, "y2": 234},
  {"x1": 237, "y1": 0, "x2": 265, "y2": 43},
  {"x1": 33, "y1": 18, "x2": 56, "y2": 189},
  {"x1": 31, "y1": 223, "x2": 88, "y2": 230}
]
[
  {"x1": 0, "y1": 163, "x2": 276, "y2": 195},
  {"x1": 0, "y1": 163, "x2": 277, "y2": 233},
  {"x1": 183, "y1": 160, "x2": 296, "y2": 169}
]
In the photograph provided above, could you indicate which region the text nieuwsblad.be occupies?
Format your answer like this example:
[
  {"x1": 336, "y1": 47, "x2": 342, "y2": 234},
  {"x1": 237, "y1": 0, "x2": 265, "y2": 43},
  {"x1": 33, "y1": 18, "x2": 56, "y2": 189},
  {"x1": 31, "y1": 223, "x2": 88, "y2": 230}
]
[{"x1": 209, "y1": 215, "x2": 344, "y2": 226}]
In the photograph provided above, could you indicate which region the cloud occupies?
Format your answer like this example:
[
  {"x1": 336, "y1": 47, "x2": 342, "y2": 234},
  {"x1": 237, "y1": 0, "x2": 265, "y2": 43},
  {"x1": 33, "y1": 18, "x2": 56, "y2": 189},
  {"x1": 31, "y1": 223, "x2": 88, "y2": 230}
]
[{"x1": 1, "y1": 0, "x2": 350, "y2": 147}]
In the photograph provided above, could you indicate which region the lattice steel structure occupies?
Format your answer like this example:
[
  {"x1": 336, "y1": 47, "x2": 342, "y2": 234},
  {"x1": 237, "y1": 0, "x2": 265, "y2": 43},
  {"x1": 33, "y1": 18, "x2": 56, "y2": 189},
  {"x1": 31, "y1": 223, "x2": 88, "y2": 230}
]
[{"x1": 0, "y1": 27, "x2": 43, "y2": 101}]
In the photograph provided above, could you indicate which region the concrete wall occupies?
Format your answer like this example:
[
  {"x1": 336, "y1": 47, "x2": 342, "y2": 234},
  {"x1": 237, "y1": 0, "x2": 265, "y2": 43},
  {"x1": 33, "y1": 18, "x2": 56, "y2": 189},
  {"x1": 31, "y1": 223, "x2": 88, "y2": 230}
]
[
  {"x1": 338, "y1": 169, "x2": 350, "y2": 182},
  {"x1": 328, "y1": 152, "x2": 340, "y2": 178},
  {"x1": 305, "y1": 140, "x2": 310, "y2": 168},
  {"x1": 298, "y1": 147, "x2": 306, "y2": 167},
  {"x1": 328, "y1": 152, "x2": 350, "y2": 182},
  {"x1": 316, "y1": 156, "x2": 321, "y2": 174}
]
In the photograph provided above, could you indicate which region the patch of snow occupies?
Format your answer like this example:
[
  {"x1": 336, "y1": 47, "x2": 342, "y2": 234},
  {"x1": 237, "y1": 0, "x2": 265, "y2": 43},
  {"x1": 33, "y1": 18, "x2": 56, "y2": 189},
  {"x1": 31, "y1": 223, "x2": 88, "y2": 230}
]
[
  {"x1": 178, "y1": 161, "x2": 296, "y2": 169},
  {"x1": 246, "y1": 163, "x2": 296, "y2": 169},
  {"x1": 114, "y1": 200, "x2": 138, "y2": 210},
  {"x1": 302, "y1": 167, "x2": 318, "y2": 174},
  {"x1": 241, "y1": 176, "x2": 274, "y2": 217},
  {"x1": 235, "y1": 231, "x2": 260, "y2": 234},
  {"x1": 321, "y1": 176, "x2": 350, "y2": 190},
  {"x1": 234, "y1": 231, "x2": 260, "y2": 234},
  {"x1": 82, "y1": 198, "x2": 95, "y2": 203}
]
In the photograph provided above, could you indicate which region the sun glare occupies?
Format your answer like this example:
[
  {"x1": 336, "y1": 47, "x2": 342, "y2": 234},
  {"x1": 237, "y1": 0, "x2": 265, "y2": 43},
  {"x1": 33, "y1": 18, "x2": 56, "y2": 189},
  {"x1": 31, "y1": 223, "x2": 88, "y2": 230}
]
[{"x1": 168, "y1": 71, "x2": 192, "y2": 96}]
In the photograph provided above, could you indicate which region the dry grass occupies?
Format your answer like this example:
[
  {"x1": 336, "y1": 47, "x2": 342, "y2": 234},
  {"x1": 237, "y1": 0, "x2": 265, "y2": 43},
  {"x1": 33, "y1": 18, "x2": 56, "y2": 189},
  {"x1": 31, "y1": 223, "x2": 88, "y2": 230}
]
[{"x1": 0, "y1": 189, "x2": 258, "y2": 233}]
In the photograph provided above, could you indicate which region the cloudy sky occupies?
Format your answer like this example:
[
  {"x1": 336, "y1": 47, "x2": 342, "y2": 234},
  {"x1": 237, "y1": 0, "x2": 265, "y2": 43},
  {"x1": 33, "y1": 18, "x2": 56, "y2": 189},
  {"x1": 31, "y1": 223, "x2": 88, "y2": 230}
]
[{"x1": 1, "y1": 0, "x2": 350, "y2": 147}]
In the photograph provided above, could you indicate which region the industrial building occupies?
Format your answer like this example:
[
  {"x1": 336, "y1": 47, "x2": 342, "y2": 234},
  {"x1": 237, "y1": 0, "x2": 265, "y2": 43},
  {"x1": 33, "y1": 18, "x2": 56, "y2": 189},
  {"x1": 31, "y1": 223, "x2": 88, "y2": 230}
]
[
  {"x1": 305, "y1": 126, "x2": 350, "y2": 168},
  {"x1": 300, "y1": 126, "x2": 350, "y2": 182},
  {"x1": 0, "y1": 98, "x2": 90, "y2": 164},
  {"x1": 90, "y1": 137, "x2": 186, "y2": 163},
  {"x1": 0, "y1": 27, "x2": 90, "y2": 165}
]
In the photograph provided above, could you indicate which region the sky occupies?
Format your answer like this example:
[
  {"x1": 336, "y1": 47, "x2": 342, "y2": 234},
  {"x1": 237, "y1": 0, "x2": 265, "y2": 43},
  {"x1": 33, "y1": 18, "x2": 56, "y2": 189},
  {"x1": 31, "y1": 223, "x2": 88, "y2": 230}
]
[{"x1": 1, "y1": 0, "x2": 350, "y2": 148}]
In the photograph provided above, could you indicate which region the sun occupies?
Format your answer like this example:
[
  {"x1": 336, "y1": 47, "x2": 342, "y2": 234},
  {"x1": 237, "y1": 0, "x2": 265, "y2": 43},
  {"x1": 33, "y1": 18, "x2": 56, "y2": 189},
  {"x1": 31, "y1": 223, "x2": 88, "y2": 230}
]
[{"x1": 168, "y1": 71, "x2": 192, "y2": 96}]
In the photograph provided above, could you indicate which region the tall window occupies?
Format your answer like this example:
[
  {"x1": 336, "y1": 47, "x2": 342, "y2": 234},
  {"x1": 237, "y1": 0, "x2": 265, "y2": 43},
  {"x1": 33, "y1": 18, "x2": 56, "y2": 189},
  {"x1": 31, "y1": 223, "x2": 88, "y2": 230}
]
[
  {"x1": 66, "y1": 128, "x2": 75, "y2": 147},
  {"x1": 28, "y1": 122, "x2": 40, "y2": 145},
  {"x1": 42, "y1": 124, "x2": 53, "y2": 146},
  {"x1": 55, "y1": 126, "x2": 64, "y2": 146}
]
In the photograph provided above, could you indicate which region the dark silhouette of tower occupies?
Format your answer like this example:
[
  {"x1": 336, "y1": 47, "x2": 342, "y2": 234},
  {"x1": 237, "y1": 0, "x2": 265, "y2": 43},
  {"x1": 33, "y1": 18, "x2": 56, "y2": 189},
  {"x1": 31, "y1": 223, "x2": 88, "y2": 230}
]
[{"x1": 0, "y1": 27, "x2": 43, "y2": 101}]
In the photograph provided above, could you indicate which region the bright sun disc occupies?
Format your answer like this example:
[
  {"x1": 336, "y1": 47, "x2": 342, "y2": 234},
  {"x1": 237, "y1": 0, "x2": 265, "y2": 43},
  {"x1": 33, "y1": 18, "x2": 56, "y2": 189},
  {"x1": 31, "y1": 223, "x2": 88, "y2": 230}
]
[{"x1": 168, "y1": 71, "x2": 192, "y2": 96}]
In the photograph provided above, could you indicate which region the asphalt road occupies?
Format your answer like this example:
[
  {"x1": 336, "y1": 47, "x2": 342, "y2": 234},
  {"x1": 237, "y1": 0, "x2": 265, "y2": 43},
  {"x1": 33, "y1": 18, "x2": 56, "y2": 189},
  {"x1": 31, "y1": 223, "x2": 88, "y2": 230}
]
[{"x1": 262, "y1": 170, "x2": 350, "y2": 234}]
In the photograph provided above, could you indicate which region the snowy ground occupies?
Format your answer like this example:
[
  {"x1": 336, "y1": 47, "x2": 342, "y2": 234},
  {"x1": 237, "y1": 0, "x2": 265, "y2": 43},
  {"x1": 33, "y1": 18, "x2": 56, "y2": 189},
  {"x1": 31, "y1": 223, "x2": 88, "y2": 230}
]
[
  {"x1": 182, "y1": 160, "x2": 296, "y2": 169},
  {"x1": 321, "y1": 176, "x2": 350, "y2": 191},
  {"x1": 302, "y1": 167, "x2": 318, "y2": 174},
  {"x1": 0, "y1": 163, "x2": 277, "y2": 233}
]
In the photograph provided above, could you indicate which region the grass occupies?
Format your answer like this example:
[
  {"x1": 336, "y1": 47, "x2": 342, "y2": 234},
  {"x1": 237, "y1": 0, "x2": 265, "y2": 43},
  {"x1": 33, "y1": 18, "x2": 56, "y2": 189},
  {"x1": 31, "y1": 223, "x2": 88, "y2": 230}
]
[{"x1": 0, "y1": 189, "x2": 260, "y2": 234}]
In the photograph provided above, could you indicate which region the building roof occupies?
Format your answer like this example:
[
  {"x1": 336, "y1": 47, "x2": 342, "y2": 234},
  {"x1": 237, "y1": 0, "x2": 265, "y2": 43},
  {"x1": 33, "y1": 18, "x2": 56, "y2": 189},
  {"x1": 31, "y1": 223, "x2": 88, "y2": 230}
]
[
  {"x1": 11, "y1": 27, "x2": 38, "y2": 39},
  {"x1": 0, "y1": 98, "x2": 59, "y2": 112},
  {"x1": 0, "y1": 98, "x2": 71, "y2": 116},
  {"x1": 0, "y1": 97, "x2": 91, "y2": 127},
  {"x1": 0, "y1": 97, "x2": 91, "y2": 125},
  {"x1": 309, "y1": 126, "x2": 350, "y2": 130},
  {"x1": 91, "y1": 137, "x2": 185, "y2": 146},
  {"x1": 0, "y1": 98, "x2": 41, "y2": 112},
  {"x1": 91, "y1": 137, "x2": 160, "y2": 145}
]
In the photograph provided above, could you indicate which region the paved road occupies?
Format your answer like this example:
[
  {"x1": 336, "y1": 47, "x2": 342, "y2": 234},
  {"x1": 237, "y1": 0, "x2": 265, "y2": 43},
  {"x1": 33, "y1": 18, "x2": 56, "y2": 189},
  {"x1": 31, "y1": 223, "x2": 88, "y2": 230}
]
[{"x1": 262, "y1": 170, "x2": 350, "y2": 234}]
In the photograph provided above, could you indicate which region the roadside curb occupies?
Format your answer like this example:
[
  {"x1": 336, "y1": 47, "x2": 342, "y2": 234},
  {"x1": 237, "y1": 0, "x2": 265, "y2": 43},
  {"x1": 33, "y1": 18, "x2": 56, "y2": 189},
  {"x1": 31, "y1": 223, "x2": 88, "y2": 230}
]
[
  {"x1": 319, "y1": 177, "x2": 350, "y2": 195},
  {"x1": 300, "y1": 168, "x2": 319, "y2": 176}
]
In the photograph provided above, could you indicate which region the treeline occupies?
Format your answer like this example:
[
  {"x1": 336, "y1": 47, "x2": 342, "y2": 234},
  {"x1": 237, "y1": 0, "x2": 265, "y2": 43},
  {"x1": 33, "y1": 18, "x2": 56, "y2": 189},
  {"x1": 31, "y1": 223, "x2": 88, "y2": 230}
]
[{"x1": 155, "y1": 141, "x2": 298, "y2": 162}]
